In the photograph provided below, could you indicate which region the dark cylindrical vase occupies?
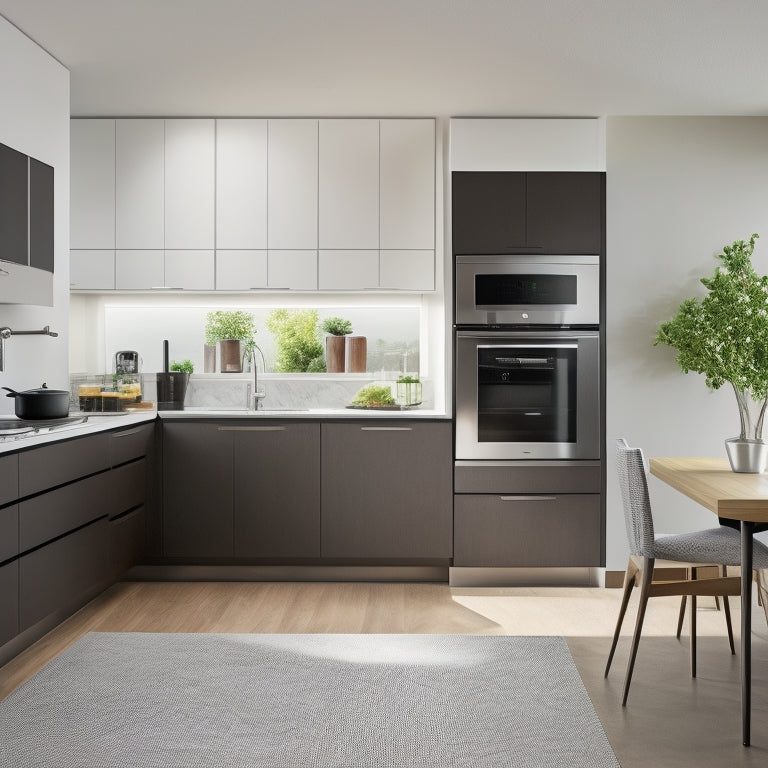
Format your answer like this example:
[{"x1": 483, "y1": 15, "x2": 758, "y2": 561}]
[
  {"x1": 157, "y1": 372, "x2": 190, "y2": 411},
  {"x1": 346, "y1": 336, "x2": 367, "y2": 373},
  {"x1": 219, "y1": 340, "x2": 243, "y2": 373}
]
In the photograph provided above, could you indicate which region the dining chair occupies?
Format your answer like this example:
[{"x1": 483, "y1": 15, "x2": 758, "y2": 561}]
[{"x1": 605, "y1": 438, "x2": 768, "y2": 705}]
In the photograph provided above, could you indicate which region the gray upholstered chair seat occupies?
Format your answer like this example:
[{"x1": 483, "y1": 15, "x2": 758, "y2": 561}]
[{"x1": 654, "y1": 527, "x2": 768, "y2": 569}]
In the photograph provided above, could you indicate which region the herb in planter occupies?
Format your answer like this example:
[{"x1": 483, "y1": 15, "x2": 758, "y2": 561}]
[
  {"x1": 322, "y1": 317, "x2": 353, "y2": 336},
  {"x1": 352, "y1": 384, "x2": 396, "y2": 408},
  {"x1": 170, "y1": 359, "x2": 194, "y2": 374},
  {"x1": 204, "y1": 310, "x2": 257, "y2": 346}
]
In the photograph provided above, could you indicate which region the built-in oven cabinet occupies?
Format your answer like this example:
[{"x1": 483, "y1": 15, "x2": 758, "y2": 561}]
[
  {"x1": 453, "y1": 493, "x2": 601, "y2": 567},
  {"x1": 451, "y1": 171, "x2": 604, "y2": 256}
]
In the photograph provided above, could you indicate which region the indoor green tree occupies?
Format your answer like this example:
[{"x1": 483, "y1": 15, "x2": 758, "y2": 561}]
[{"x1": 654, "y1": 234, "x2": 768, "y2": 443}]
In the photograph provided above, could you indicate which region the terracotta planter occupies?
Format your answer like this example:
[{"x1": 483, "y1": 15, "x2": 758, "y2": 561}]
[
  {"x1": 346, "y1": 336, "x2": 367, "y2": 373},
  {"x1": 326, "y1": 335, "x2": 346, "y2": 373},
  {"x1": 219, "y1": 339, "x2": 242, "y2": 373}
]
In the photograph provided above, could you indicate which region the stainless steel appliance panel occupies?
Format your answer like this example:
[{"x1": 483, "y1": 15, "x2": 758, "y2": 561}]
[
  {"x1": 455, "y1": 330, "x2": 600, "y2": 460},
  {"x1": 455, "y1": 254, "x2": 599, "y2": 326}
]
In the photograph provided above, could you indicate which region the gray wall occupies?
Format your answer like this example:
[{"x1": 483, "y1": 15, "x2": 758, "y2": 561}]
[{"x1": 605, "y1": 116, "x2": 768, "y2": 569}]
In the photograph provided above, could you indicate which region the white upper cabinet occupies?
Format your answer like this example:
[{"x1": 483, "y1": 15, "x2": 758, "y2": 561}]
[
  {"x1": 165, "y1": 119, "x2": 215, "y2": 249},
  {"x1": 115, "y1": 119, "x2": 164, "y2": 249},
  {"x1": 380, "y1": 119, "x2": 435, "y2": 250},
  {"x1": 70, "y1": 119, "x2": 115, "y2": 249},
  {"x1": 268, "y1": 250, "x2": 318, "y2": 290},
  {"x1": 115, "y1": 250, "x2": 164, "y2": 290},
  {"x1": 216, "y1": 250, "x2": 268, "y2": 290},
  {"x1": 319, "y1": 120, "x2": 379, "y2": 249},
  {"x1": 165, "y1": 249, "x2": 215, "y2": 290},
  {"x1": 216, "y1": 119, "x2": 268, "y2": 250},
  {"x1": 319, "y1": 250, "x2": 379, "y2": 290},
  {"x1": 268, "y1": 119, "x2": 318, "y2": 249}
]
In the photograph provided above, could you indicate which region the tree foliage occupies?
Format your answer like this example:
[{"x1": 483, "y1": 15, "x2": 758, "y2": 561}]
[{"x1": 265, "y1": 309, "x2": 324, "y2": 372}]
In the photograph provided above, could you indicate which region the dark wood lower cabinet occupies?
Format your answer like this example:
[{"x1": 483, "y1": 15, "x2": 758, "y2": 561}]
[
  {"x1": 321, "y1": 422, "x2": 453, "y2": 560},
  {"x1": 453, "y1": 493, "x2": 601, "y2": 567},
  {"x1": 233, "y1": 424, "x2": 320, "y2": 558},
  {"x1": 0, "y1": 561, "x2": 19, "y2": 646},
  {"x1": 19, "y1": 517, "x2": 109, "y2": 631},
  {"x1": 109, "y1": 506, "x2": 146, "y2": 579}
]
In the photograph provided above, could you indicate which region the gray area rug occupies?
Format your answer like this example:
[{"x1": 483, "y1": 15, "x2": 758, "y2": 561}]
[{"x1": 0, "y1": 633, "x2": 619, "y2": 768}]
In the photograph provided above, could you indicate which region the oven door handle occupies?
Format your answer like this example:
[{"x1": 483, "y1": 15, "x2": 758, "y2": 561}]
[{"x1": 499, "y1": 495, "x2": 557, "y2": 501}]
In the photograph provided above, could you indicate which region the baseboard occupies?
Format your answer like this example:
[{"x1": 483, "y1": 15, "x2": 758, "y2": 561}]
[{"x1": 448, "y1": 567, "x2": 602, "y2": 588}]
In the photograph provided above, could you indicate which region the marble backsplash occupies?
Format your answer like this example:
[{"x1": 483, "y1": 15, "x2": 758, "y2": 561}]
[{"x1": 71, "y1": 373, "x2": 433, "y2": 411}]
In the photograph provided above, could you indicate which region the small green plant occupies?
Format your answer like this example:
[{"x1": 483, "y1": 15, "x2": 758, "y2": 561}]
[
  {"x1": 265, "y1": 309, "x2": 324, "y2": 373},
  {"x1": 352, "y1": 384, "x2": 396, "y2": 407},
  {"x1": 204, "y1": 310, "x2": 257, "y2": 346},
  {"x1": 396, "y1": 375, "x2": 420, "y2": 384},
  {"x1": 170, "y1": 359, "x2": 194, "y2": 374},
  {"x1": 322, "y1": 316, "x2": 353, "y2": 336}
]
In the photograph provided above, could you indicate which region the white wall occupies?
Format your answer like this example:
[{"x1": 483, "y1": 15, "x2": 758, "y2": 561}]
[
  {"x1": 0, "y1": 17, "x2": 70, "y2": 411},
  {"x1": 605, "y1": 116, "x2": 768, "y2": 570}
]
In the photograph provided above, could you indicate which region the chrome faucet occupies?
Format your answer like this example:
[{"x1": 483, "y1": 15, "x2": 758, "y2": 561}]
[
  {"x1": 247, "y1": 344, "x2": 267, "y2": 410},
  {"x1": 0, "y1": 325, "x2": 58, "y2": 372}
]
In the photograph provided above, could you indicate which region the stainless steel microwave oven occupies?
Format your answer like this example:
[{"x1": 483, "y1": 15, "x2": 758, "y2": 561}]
[{"x1": 455, "y1": 254, "x2": 599, "y2": 327}]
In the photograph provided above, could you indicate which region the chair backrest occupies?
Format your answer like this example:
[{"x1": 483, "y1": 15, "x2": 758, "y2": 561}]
[{"x1": 615, "y1": 438, "x2": 656, "y2": 557}]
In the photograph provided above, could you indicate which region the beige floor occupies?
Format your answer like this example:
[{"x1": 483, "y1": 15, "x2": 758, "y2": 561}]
[{"x1": 1, "y1": 580, "x2": 768, "y2": 766}]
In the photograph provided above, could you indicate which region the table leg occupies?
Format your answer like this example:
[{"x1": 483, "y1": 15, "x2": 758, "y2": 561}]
[{"x1": 741, "y1": 520, "x2": 754, "y2": 747}]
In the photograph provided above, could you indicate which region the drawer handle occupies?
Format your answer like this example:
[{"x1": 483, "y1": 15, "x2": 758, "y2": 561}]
[
  {"x1": 112, "y1": 427, "x2": 146, "y2": 438},
  {"x1": 361, "y1": 427, "x2": 413, "y2": 431},
  {"x1": 217, "y1": 426, "x2": 287, "y2": 432},
  {"x1": 499, "y1": 495, "x2": 557, "y2": 501}
]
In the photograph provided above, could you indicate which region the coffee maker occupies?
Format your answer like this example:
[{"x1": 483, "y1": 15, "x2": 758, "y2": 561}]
[{"x1": 115, "y1": 350, "x2": 141, "y2": 375}]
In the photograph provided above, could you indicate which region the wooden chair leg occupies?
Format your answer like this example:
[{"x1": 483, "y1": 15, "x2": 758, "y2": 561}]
[
  {"x1": 676, "y1": 595, "x2": 687, "y2": 639},
  {"x1": 690, "y1": 567, "x2": 697, "y2": 678},
  {"x1": 605, "y1": 558, "x2": 639, "y2": 678},
  {"x1": 721, "y1": 564, "x2": 735, "y2": 655},
  {"x1": 622, "y1": 556, "x2": 655, "y2": 706}
]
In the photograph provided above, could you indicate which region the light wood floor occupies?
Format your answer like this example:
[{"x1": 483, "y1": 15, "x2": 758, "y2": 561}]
[{"x1": 2, "y1": 580, "x2": 768, "y2": 767}]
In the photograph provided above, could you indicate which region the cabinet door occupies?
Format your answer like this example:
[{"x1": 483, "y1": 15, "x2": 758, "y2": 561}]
[
  {"x1": 115, "y1": 119, "x2": 164, "y2": 249},
  {"x1": 268, "y1": 250, "x2": 318, "y2": 290},
  {"x1": 321, "y1": 422, "x2": 453, "y2": 559},
  {"x1": 0, "y1": 504, "x2": 18, "y2": 562},
  {"x1": 115, "y1": 250, "x2": 164, "y2": 289},
  {"x1": 216, "y1": 250, "x2": 268, "y2": 290},
  {"x1": 526, "y1": 172, "x2": 603, "y2": 254},
  {"x1": 165, "y1": 119, "x2": 215, "y2": 249},
  {"x1": 0, "y1": 141, "x2": 28, "y2": 266},
  {"x1": 380, "y1": 119, "x2": 435, "y2": 250},
  {"x1": 0, "y1": 560, "x2": 18, "y2": 647},
  {"x1": 216, "y1": 119, "x2": 268, "y2": 249},
  {"x1": 28, "y1": 159, "x2": 54, "y2": 273},
  {"x1": 318, "y1": 250, "x2": 378, "y2": 290},
  {"x1": 70, "y1": 250, "x2": 115, "y2": 290},
  {"x1": 453, "y1": 493, "x2": 601, "y2": 567},
  {"x1": 164, "y1": 250, "x2": 215, "y2": 290},
  {"x1": 0, "y1": 453, "x2": 18, "y2": 506},
  {"x1": 379, "y1": 250, "x2": 434, "y2": 291},
  {"x1": 163, "y1": 423, "x2": 233, "y2": 557},
  {"x1": 233, "y1": 423, "x2": 321, "y2": 557},
  {"x1": 319, "y1": 119, "x2": 379, "y2": 249},
  {"x1": 70, "y1": 119, "x2": 115, "y2": 249},
  {"x1": 268, "y1": 119, "x2": 318, "y2": 249},
  {"x1": 451, "y1": 171, "x2": 526, "y2": 255}
]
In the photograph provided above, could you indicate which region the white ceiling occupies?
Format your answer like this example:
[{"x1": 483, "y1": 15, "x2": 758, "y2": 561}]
[{"x1": 2, "y1": 0, "x2": 768, "y2": 118}]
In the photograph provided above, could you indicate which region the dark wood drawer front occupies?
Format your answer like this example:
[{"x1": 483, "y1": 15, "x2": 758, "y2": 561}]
[
  {"x1": 109, "y1": 505, "x2": 145, "y2": 577},
  {"x1": 0, "y1": 560, "x2": 19, "y2": 646},
  {"x1": 0, "y1": 504, "x2": 18, "y2": 562},
  {"x1": 19, "y1": 517, "x2": 109, "y2": 631},
  {"x1": 19, "y1": 432, "x2": 110, "y2": 497},
  {"x1": 0, "y1": 454, "x2": 18, "y2": 506},
  {"x1": 109, "y1": 423, "x2": 154, "y2": 467},
  {"x1": 455, "y1": 462, "x2": 601, "y2": 494},
  {"x1": 108, "y1": 459, "x2": 146, "y2": 519},
  {"x1": 19, "y1": 471, "x2": 112, "y2": 552},
  {"x1": 454, "y1": 493, "x2": 601, "y2": 567}
]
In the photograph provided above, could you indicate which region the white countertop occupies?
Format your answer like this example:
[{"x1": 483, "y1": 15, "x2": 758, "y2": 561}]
[
  {"x1": 0, "y1": 412, "x2": 156, "y2": 455},
  {"x1": 158, "y1": 407, "x2": 449, "y2": 420}
]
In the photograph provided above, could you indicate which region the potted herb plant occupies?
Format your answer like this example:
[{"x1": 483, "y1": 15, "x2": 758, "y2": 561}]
[
  {"x1": 322, "y1": 316, "x2": 353, "y2": 373},
  {"x1": 395, "y1": 375, "x2": 422, "y2": 407},
  {"x1": 204, "y1": 310, "x2": 257, "y2": 373},
  {"x1": 654, "y1": 234, "x2": 768, "y2": 472}
]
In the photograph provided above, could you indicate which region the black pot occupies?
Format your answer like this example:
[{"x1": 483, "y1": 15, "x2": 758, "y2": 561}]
[
  {"x1": 3, "y1": 383, "x2": 70, "y2": 420},
  {"x1": 156, "y1": 372, "x2": 189, "y2": 411}
]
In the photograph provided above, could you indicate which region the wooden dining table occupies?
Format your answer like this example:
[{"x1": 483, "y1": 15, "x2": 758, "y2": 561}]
[{"x1": 649, "y1": 456, "x2": 768, "y2": 747}]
